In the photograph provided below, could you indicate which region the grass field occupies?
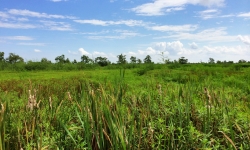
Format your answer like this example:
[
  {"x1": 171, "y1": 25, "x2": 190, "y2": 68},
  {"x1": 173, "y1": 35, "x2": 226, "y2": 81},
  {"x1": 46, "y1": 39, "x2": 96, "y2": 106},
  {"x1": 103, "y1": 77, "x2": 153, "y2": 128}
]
[{"x1": 0, "y1": 64, "x2": 250, "y2": 149}]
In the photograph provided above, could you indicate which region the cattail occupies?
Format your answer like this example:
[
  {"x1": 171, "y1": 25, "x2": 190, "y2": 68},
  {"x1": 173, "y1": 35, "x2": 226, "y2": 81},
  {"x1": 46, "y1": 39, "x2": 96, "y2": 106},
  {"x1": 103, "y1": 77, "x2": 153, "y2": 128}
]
[
  {"x1": 49, "y1": 96, "x2": 52, "y2": 110},
  {"x1": 0, "y1": 104, "x2": 5, "y2": 122}
]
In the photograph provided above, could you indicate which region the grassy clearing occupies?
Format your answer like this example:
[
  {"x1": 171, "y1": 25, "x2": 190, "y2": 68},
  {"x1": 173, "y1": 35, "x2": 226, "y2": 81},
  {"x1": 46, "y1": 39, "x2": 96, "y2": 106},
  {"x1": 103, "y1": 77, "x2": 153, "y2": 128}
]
[{"x1": 0, "y1": 64, "x2": 250, "y2": 149}]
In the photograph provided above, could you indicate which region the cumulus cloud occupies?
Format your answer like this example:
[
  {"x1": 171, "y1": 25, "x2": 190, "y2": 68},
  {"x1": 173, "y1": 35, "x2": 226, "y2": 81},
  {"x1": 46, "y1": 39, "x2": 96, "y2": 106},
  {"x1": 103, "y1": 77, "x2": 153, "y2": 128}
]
[
  {"x1": 126, "y1": 40, "x2": 250, "y2": 63},
  {"x1": 189, "y1": 42, "x2": 198, "y2": 49},
  {"x1": 78, "y1": 48, "x2": 90, "y2": 55},
  {"x1": 138, "y1": 47, "x2": 160, "y2": 55},
  {"x1": 93, "y1": 51, "x2": 107, "y2": 57},
  {"x1": 155, "y1": 27, "x2": 237, "y2": 43},
  {"x1": 202, "y1": 45, "x2": 248, "y2": 55},
  {"x1": 34, "y1": 49, "x2": 41, "y2": 52},
  {"x1": 129, "y1": 41, "x2": 184, "y2": 59},
  {"x1": 131, "y1": 0, "x2": 224, "y2": 16},
  {"x1": 237, "y1": 35, "x2": 250, "y2": 45}
]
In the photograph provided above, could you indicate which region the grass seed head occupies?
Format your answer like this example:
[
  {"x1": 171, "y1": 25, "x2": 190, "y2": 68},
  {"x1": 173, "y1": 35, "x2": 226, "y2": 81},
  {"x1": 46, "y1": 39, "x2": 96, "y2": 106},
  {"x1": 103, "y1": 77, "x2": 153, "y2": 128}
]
[
  {"x1": 27, "y1": 89, "x2": 38, "y2": 111},
  {"x1": 67, "y1": 92, "x2": 72, "y2": 102}
]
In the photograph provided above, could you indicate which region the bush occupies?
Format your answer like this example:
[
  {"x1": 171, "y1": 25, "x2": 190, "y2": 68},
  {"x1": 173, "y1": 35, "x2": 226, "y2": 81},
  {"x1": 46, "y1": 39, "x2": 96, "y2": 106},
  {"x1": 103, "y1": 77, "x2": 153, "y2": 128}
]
[{"x1": 25, "y1": 62, "x2": 49, "y2": 71}]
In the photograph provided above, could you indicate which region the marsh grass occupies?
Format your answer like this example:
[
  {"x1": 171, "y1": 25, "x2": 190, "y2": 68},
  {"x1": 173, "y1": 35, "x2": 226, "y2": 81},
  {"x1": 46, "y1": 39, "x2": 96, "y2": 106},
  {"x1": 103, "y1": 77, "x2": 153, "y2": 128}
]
[{"x1": 0, "y1": 65, "x2": 249, "y2": 149}]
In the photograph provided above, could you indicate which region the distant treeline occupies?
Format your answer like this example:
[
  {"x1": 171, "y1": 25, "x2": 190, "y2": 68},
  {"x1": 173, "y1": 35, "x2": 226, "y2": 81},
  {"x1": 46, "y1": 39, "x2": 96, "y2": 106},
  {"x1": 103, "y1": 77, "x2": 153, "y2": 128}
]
[{"x1": 0, "y1": 51, "x2": 250, "y2": 71}]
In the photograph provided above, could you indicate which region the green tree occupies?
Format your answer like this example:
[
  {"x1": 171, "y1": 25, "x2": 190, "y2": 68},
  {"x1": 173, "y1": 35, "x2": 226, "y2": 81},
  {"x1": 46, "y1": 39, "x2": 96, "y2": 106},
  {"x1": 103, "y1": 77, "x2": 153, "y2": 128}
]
[
  {"x1": 55, "y1": 54, "x2": 65, "y2": 63},
  {"x1": 137, "y1": 59, "x2": 142, "y2": 64},
  {"x1": 178, "y1": 57, "x2": 188, "y2": 64},
  {"x1": 65, "y1": 58, "x2": 70, "y2": 63},
  {"x1": 143, "y1": 55, "x2": 152, "y2": 63},
  {"x1": 41, "y1": 58, "x2": 51, "y2": 63},
  {"x1": 0, "y1": 52, "x2": 4, "y2": 62},
  {"x1": 95, "y1": 57, "x2": 110, "y2": 66},
  {"x1": 238, "y1": 59, "x2": 246, "y2": 63},
  {"x1": 81, "y1": 55, "x2": 93, "y2": 64},
  {"x1": 173, "y1": 59, "x2": 178, "y2": 64},
  {"x1": 130, "y1": 56, "x2": 136, "y2": 64},
  {"x1": 208, "y1": 58, "x2": 215, "y2": 64},
  {"x1": 159, "y1": 51, "x2": 170, "y2": 64},
  {"x1": 216, "y1": 60, "x2": 222, "y2": 64},
  {"x1": 6, "y1": 53, "x2": 24, "y2": 64},
  {"x1": 72, "y1": 59, "x2": 78, "y2": 64},
  {"x1": 117, "y1": 54, "x2": 127, "y2": 64}
]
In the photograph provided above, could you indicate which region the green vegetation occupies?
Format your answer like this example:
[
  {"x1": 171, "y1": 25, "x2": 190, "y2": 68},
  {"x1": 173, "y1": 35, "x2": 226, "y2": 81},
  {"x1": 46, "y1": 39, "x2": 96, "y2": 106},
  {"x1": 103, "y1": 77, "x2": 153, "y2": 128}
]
[{"x1": 0, "y1": 51, "x2": 250, "y2": 149}]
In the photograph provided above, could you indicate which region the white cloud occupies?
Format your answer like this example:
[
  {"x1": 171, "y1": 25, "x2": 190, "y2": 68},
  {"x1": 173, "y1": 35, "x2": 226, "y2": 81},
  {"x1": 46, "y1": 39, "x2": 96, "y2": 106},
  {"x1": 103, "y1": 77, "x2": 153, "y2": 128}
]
[
  {"x1": 125, "y1": 41, "x2": 186, "y2": 62},
  {"x1": 34, "y1": 49, "x2": 41, "y2": 52},
  {"x1": 165, "y1": 41, "x2": 185, "y2": 55},
  {"x1": 3, "y1": 36, "x2": 34, "y2": 40},
  {"x1": 87, "y1": 35, "x2": 124, "y2": 40},
  {"x1": 8, "y1": 9, "x2": 76, "y2": 19},
  {"x1": 17, "y1": 18, "x2": 29, "y2": 22},
  {"x1": 74, "y1": 19, "x2": 107, "y2": 26},
  {"x1": 150, "y1": 24, "x2": 198, "y2": 32},
  {"x1": 127, "y1": 41, "x2": 250, "y2": 63},
  {"x1": 18, "y1": 43, "x2": 45, "y2": 46},
  {"x1": 115, "y1": 30, "x2": 139, "y2": 36},
  {"x1": 0, "y1": 11, "x2": 10, "y2": 19},
  {"x1": 40, "y1": 20, "x2": 73, "y2": 31},
  {"x1": 93, "y1": 51, "x2": 107, "y2": 56},
  {"x1": 166, "y1": 7, "x2": 184, "y2": 12},
  {"x1": 78, "y1": 48, "x2": 90, "y2": 55},
  {"x1": 189, "y1": 42, "x2": 198, "y2": 49},
  {"x1": 50, "y1": 0, "x2": 68, "y2": 2},
  {"x1": 155, "y1": 27, "x2": 237, "y2": 43},
  {"x1": 127, "y1": 51, "x2": 137, "y2": 55},
  {"x1": 131, "y1": 0, "x2": 224, "y2": 16},
  {"x1": 138, "y1": 47, "x2": 160, "y2": 55},
  {"x1": 0, "y1": 22, "x2": 37, "y2": 29},
  {"x1": 86, "y1": 30, "x2": 140, "y2": 40},
  {"x1": 198, "y1": 9, "x2": 220, "y2": 19},
  {"x1": 201, "y1": 45, "x2": 248, "y2": 55},
  {"x1": 154, "y1": 42, "x2": 167, "y2": 51},
  {"x1": 128, "y1": 41, "x2": 184, "y2": 58},
  {"x1": 76, "y1": 30, "x2": 109, "y2": 35},
  {"x1": 68, "y1": 50, "x2": 78, "y2": 55},
  {"x1": 237, "y1": 35, "x2": 250, "y2": 45},
  {"x1": 74, "y1": 19, "x2": 147, "y2": 27},
  {"x1": 238, "y1": 12, "x2": 250, "y2": 18}
]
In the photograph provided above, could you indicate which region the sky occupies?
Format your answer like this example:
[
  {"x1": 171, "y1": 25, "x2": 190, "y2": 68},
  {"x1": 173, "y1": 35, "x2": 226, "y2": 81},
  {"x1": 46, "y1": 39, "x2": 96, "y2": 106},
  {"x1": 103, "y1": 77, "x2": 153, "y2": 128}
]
[{"x1": 0, "y1": 0, "x2": 250, "y2": 63}]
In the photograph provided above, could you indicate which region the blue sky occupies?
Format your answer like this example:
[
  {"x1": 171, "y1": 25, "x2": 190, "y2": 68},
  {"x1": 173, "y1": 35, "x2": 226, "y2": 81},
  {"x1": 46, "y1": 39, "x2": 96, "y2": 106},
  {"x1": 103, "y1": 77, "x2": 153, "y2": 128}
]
[{"x1": 0, "y1": 0, "x2": 250, "y2": 63}]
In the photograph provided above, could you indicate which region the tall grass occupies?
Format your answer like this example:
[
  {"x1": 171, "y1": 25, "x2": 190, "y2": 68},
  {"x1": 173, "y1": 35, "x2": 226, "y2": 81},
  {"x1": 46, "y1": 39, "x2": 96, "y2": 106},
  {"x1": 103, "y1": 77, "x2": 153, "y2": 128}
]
[{"x1": 0, "y1": 65, "x2": 249, "y2": 149}]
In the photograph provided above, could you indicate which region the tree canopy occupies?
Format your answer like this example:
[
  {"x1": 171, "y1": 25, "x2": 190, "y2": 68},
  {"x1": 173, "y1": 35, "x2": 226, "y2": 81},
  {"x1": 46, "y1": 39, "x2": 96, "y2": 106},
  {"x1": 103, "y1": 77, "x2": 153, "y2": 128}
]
[{"x1": 6, "y1": 53, "x2": 24, "y2": 64}]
